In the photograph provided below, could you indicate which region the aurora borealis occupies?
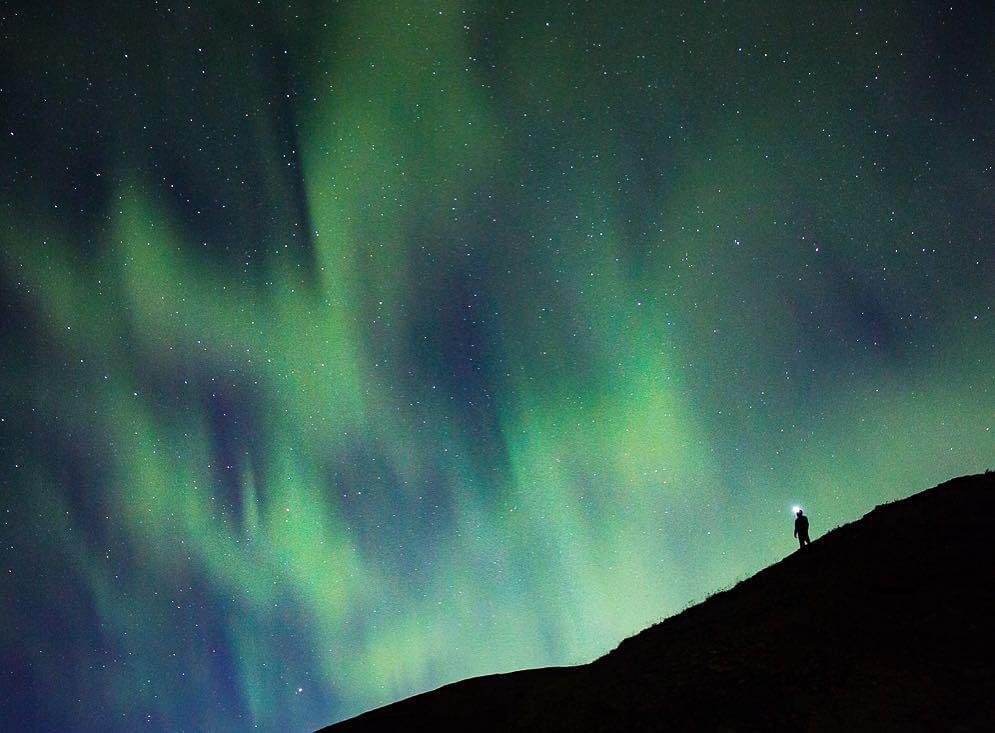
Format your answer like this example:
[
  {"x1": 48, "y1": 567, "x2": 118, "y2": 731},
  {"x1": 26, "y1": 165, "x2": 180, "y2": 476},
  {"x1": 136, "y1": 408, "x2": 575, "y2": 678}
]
[{"x1": 1, "y1": 1, "x2": 992, "y2": 730}]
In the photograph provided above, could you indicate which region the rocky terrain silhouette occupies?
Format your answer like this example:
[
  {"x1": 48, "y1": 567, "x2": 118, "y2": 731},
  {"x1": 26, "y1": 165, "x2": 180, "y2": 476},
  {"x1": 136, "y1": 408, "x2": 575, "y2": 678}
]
[{"x1": 319, "y1": 472, "x2": 995, "y2": 731}]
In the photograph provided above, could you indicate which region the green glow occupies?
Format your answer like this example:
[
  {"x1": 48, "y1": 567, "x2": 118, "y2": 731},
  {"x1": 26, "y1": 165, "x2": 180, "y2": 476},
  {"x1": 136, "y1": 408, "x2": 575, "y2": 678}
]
[{"x1": 0, "y1": 2, "x2": 991, "y2": 731}]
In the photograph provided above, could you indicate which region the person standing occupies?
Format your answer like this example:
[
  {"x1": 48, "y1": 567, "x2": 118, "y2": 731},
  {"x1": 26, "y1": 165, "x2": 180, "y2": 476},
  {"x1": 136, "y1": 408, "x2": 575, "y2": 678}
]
[{"x1": 794, "y1": 508, "x2": 811, "y2": 549}]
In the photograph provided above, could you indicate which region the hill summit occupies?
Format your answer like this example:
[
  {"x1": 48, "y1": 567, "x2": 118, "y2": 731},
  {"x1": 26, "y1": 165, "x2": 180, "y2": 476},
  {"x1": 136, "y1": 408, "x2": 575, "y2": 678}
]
[{"x1": 320, "y1": 472, "x2": 995, "y2": 731}]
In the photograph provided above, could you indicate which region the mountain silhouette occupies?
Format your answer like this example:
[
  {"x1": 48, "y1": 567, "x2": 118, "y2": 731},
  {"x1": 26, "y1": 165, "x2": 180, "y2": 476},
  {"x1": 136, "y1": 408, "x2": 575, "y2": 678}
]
[{"x1": 318, "y1": 472, "x2": 995, "y2": 731}]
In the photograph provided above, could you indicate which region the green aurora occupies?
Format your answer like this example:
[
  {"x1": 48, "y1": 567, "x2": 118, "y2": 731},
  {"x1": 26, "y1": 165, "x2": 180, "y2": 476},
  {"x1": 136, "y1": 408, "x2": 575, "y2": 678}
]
[{"x1": 1, "y1": 2, "x2": 992, "y2": 730}]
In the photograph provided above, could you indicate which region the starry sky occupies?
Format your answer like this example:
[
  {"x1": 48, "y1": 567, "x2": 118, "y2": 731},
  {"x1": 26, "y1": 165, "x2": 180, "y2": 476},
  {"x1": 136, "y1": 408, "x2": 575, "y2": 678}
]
[{"x1": 1, "y1": 1, "x2": 992, "y2": 730}]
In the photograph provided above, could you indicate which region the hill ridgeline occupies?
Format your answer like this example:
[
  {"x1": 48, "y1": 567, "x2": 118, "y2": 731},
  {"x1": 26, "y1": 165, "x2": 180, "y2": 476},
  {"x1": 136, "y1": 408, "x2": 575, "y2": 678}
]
[{"x1": 319, "y1": 472, "x2": 995, "y2": 732}]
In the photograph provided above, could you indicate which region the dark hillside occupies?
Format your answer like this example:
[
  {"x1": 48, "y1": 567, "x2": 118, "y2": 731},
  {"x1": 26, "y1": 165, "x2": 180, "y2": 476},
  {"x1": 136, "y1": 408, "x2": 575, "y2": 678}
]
[{"x1": 320, "y1": 472, "x2": 995, "y2": 731}]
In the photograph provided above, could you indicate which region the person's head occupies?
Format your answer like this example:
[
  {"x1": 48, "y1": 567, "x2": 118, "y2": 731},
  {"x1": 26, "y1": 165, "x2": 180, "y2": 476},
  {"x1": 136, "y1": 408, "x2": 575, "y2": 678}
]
[{"x1": 795, "y1": 509, "x2": 804, "y2": 517}]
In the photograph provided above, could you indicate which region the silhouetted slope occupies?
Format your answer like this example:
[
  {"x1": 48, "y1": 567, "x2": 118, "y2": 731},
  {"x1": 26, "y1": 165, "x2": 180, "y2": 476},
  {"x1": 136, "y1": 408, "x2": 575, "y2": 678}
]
[{"x1": 319, "y1": 472, "x2": 995, "y2": 731}]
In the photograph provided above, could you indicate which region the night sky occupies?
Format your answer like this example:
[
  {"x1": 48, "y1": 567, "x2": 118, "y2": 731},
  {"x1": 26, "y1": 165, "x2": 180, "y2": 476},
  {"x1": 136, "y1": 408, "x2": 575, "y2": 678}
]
[{"x1": 1, "y1": 1, "x2": 992, "y2": 730}]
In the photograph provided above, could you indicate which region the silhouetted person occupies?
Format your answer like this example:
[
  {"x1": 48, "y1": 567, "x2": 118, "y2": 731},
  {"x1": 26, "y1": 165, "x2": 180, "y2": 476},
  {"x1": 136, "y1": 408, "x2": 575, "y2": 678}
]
[{"x1": 794, "y1": 509, "x2": 810, "y2": 549}]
